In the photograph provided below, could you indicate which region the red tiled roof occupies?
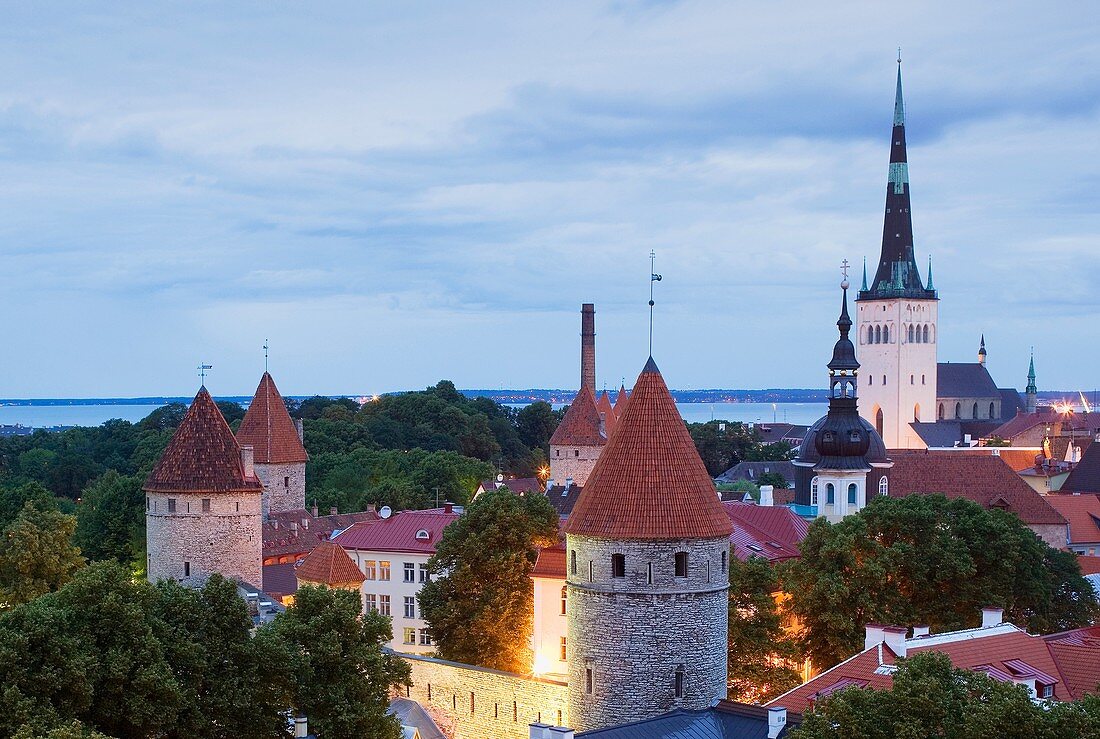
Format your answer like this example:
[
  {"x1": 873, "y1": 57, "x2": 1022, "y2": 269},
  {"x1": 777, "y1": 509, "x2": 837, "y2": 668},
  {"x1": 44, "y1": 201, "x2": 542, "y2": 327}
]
[
  {"x1": 262, "y1": 508, "x2": 380, "y2": 558},
  {"x1": 885, "y1": 450, "x2": 1066, "y2": 525},
  {"x1": 954, "y1": 447, "x2": 1042, "y2": 472},
  {"x1": 771, "y1": 625, "x2": 1079, "y2": 713},
  {"x1": 723, "y1": 502, "x2": 809, "y2": 563},
  {"x1": 549, "y1": 384, "x2": 606, "y2": 447},
  {"x1": 334, "y1": 509, "x2": 460, "y2": 554},
  {"x1": 532, "y1": 542, "x2": 566, "y2": 578},
  {"x1": 295, "y1": 540, "x2": 365, "y2": 586},
  {"x1": 1041, "y1": 494, "x2": 1100, "y2": 545},
  {"x1": 596, "y1": 390, "x2": 616, "y2": 438},
  {"x1": 614, "y1": 384, "x2": 629, "y2": 417},
  {"x1": 144, "y1": 387, "x2": 263, "y2": 494},
  {"x1": 988, "y1": 408, "x2": 1087, "y2": 442},
  {"x1": 236, "y1": 372, "x2": 308, "y2": 464},
  {"x1": 1077, "y1": 556, "x2": 1100, "y2": 576},
  {"x1": 563, "y1": 358, "x2": 732, "y2": 540}
]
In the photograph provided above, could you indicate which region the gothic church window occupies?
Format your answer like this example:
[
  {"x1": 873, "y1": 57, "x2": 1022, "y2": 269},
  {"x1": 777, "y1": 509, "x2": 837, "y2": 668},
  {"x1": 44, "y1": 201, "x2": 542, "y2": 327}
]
[
  {"x1": 972, "y1": 402, "x2": 979, "y2": 419},
  {"x1": 923, "y1": 325, "x2": 930, "y2": 342},
  {"x1": 938, "y1": 403, "x2": 944, "y2": 420},
  {"x1": 874, "y1": 325, "x2": 881, "y2": 344},
  {"x1": 867, "y1": 326, "x2": 874, "y2": 344},
  {"x1": 990, "y1": 402, "x2": 996, "y2": 418},
  {"x1": 908, "y1": 325, "x2": 914, "y2": 342},
  {"x1": 955, "y1": 403, "x2": 961, "y2": 419},
  {"x1": 884, "y1": 326, "x2": 890, "y2": 343}
]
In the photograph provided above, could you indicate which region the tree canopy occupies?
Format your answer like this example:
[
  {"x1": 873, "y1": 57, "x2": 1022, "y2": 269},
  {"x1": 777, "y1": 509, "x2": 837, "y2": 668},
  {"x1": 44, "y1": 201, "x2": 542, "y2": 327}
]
[
  {"x1": 419, "y1": 486, "x2": 559, "y2": 673},
  {"x1": 687, "y1": 420, "x2": 793, "y2": 477},
  {"x1": 791, "y1": 652, "x2": 1100, "y2": 739},
  {"x1": 781, "y1": 494, "x2": 1099, "y2": 669}
]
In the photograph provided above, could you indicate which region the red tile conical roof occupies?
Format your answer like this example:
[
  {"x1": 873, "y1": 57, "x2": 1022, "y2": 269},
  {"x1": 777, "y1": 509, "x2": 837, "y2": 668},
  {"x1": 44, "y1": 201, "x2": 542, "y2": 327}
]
[
  {"x1": 614, "y1": 383, "x2": 629, "y2": 418},
  {"x1": 549, "y1": 384, "x2": 606, "y2": 447},
  {"x1": 295, "y1": 540, "x2": 365, "y2": 587},
  {"x1": 563, "y1": 358, "x2": 731, "y2": 540},
  {"x1": 596, "y1": 390, "x2": 616, "y2": 437},
  {"x1": 144, "y1": 387, "x2": 263, "y2": 494},
  {"x1": 236, "y1": 372, "x2": 308, "y2": 464}
]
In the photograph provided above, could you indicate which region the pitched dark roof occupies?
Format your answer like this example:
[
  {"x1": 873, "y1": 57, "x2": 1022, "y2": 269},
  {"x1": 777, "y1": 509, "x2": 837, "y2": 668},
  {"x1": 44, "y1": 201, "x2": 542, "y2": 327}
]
[
  {"x1": 144, "y1": 387, "x2": 263, "y2": 494},
  {"x1": 1062, "y1": 442, "x2": 1100, "y2": 493},
  {"x1": 937, "y1": 363, "x2": 1000, "y2": 398},
  {"x1": 549, "y1": 384, "x2": 606, "y2": 447},
  {"x1": 715, "y1": 461, "x2": 797, "y2": 484},
  {"x1": 236, "y1": 372, "x2": 308, "y2": 464},
  {"x1": 563, "y1": 358, "x2": 732, "y2": 540},
  {"x1": 576, "y1": 700, "x2": 800, "y2": 738},
  {"x1": 724, "y1": 502, "x2": 809, "y2": 563},
  {"x1": 999, "y1": 388, "x2": 1026, "y2": 419},
  {"x1": 262, "y1": 508, "x2": 380, "y2": 558},
  {"x1": 261, "y1": 562, "x2": 298, "y2": 597},
  {"x1": 885, "y1": 451, "x2": 1066, "y2": 525},
  {"x1": 546, "y1": 482, "x2": 584, "y2": 516},
  {"x1": 477, "y1": 477, "x2": 543, "y2": 496},
  {"x1": 910, "y1": 422, "x2": 964, "y2": 448}
]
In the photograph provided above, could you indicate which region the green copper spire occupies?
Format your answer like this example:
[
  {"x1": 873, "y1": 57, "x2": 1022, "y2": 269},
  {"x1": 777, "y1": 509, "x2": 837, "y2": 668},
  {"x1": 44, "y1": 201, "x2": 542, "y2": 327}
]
[
  {"x1": 927, "y1": 255, "x2": 934, "y2": 290},
  {"x1": 893, "y1": 50, "x2": 905, "y2": 126},
  {"x1": 1026, "y1": 350, "x2": 1037, "y2": 394},
  {"x1": 861, "y1": 257, "x2": 869, "y2": 291}
]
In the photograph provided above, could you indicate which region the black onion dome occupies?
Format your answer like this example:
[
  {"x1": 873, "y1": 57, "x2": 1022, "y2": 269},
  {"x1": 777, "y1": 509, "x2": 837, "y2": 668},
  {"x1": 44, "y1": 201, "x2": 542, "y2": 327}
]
[
  {"x1": 829, "y1": 287, "x2": 859, "y2": 373},
  {"x1": 797, "y1": 413, "x2": 889, "y2": 470}
]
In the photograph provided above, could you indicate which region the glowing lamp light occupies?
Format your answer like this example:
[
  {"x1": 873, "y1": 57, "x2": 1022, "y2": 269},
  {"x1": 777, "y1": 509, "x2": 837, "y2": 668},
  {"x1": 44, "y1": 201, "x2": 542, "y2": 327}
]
[
  {"x1": 533, "y1": 653, "x2": 552, "y2": 676},
  {"x1": 537, "y1": 465, "x2": 551, "y2": 481}
]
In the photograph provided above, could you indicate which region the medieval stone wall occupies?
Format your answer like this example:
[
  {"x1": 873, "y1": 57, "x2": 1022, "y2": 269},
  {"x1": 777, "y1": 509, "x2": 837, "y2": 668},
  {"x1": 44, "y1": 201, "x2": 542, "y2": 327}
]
[
  {"x1": 146, "y1": 490, "x2": 262, "y2": 588},
  {"x1": 254, "y1": 461, "x2": 306, "y2": 517},
  {"x1": 400, "y1": 653, "x2": 568, "y2": 739},
  {"x1": 549, "y1": 444, "x2": 602, "y2": 487},
  {"x1": 565, "y1": 534, "x2": 730, "y2": 733}
]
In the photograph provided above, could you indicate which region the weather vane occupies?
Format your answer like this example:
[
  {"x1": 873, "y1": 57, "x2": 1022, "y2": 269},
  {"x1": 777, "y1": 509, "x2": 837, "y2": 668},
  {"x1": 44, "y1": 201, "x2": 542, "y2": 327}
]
[
  {"x1": 197, "y1": 362, "x2": 213, "y2": 384},
  {"x1": 649, "y1": 250, "x2": 663, "y2": 356},
  {"x1": 263, "y1": 339, "x2": 269, "y2": 372}
]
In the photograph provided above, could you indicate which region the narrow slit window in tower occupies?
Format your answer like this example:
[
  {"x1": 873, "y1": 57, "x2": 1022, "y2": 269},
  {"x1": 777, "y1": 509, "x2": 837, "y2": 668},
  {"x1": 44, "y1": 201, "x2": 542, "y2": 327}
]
[
  {"x1": 611, "y1": 553, "x2": 625, "y2": 578},
  {"x1": 674, "y1": 552, "x2": 688, "y2": 577}
]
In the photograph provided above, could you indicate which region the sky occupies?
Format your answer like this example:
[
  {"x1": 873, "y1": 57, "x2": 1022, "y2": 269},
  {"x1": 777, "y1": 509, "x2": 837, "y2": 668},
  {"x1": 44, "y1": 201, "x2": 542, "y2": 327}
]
[{"x1": 0, "y1": 1, "x2": 1098, "y2": 398}]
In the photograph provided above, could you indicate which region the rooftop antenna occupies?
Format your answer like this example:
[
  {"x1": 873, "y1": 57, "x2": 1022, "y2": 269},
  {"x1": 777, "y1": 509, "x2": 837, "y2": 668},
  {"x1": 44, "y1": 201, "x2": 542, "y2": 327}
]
[
  {"x1": 197, "y1": 362, "x2": 213, "y2": 386},
  {"x1": 263, "y1": 339, "x2": 269, "y2": 372},
  {"x1": 898, "y1": 47, "x2": 902, "y2": 65},
  {"x1": 649, "y1": 250, "x2": 662, "y2": 355}
]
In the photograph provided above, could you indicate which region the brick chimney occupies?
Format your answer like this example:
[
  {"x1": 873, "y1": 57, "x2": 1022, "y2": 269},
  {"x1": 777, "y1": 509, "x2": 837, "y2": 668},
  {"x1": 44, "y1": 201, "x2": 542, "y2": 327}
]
[{"x1": 581, "y1": 303, "x2": 595, "y2": 393}]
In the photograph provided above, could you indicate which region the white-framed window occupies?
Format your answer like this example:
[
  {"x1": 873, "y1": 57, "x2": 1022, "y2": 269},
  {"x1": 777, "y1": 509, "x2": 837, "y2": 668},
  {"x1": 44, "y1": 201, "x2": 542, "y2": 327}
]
[
  {"x1": 419, "y1": 563, "x2": 429, "y2": 583},
  {"x1": 847, "y1": 483, "x2": 858, "y2": 505},
  {"x1": 404, "y1": 596, "x2": 416, "y2": 619},
  {"x1": 365, "y1": 594, "x2": 377, "y2": 611},
  {"x1": 810, "y1": 476, "x2": 819, "y2": 506},
  {"x1": 403, "y1": 627, "x2": 416, "y2": 645},
  {"x1": 419, "y1": 629, "x2": 432, "y2": 646},
  {"x1": 379, "y1": 595, "x2": 390, "y2": 616},
  {"x1": 363, "y1": 560, "x2": 377, "y2": 580},
  {"x1": 379, "y1": 560, "x2": 391, "y2": 581},
  {"x1": 403, "y1": 562, "x2": 415, "y2": 582},
  {"x1": 879, "y1": 476, "x2": 889, "y2": 496}
]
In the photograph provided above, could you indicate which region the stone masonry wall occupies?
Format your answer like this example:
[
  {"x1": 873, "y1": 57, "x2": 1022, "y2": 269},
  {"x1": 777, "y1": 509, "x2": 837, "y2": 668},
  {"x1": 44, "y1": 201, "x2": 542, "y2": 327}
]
[
  {"x1": 400, "y1": 653, "x2": 568, "y2": 739},
  {"x1": 254, "y1": 461, "x2": 305, "y2": 518},
  {"x1": 146, "y1": 490, "x2": 262, "y2": 588},
  {"x1": 549, "y1": 444, "x2": 602, "y2": 487},
  {"x1": 566, "y1": 534, "x2": 730, "y2": 733},
  {"x1": 1029, "y1": 523, "x2": 1068, "y2": 550}
]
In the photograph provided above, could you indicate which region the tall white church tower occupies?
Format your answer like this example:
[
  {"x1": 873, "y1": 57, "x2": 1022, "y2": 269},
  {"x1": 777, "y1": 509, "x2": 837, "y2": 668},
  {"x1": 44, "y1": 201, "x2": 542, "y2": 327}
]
[{"x1": 856, "y1": 58, "x2": 938, "y2": 449}]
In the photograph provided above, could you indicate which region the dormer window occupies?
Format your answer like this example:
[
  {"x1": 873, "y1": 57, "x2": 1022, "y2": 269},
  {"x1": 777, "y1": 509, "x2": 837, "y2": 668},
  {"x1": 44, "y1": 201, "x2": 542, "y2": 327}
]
[
  {"x1": 415, "y1": 529, "x2": 430, "y2": 540},
  {"x1": 848, "y1": 430, "x2": 861, "y2": 443},
  {"x1": 822, "y1": 431, "x2": 835, "y2": 443}
]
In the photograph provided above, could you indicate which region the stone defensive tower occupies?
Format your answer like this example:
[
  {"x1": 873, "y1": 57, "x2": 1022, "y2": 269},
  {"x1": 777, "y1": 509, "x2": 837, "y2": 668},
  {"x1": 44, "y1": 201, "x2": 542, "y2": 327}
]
[
  {"x1": 145, "y1": 386, "x2": 263, "y2": 588},
  {"x1": 563, "y1": 357, "x2": 732, "y2": 733},
  {"x1": 236, "y1": 371, "x2": 309, "y2": 517}
]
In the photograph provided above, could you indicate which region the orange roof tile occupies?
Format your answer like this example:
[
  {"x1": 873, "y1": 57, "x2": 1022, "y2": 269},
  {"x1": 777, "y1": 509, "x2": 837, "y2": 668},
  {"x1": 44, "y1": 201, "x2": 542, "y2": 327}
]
[
  {"x1": 1041, "y1": 494, "x2": 1100, "y2": 545},
  {"x1": 596, "y1": 390, "x2": 616, "y2": 437},
  {"x1": 295, "y1": 540, "x2": 365, "y2": 586},
  {"x1": 236, "y1": 372, "x2": 309, "y2": 464},
  {"x1": 532, "y1": 542, "x2": 567, "y2": 578},
  {"x1": 1077, "y1": 555, "x2": 1100, "y2": 575},
  {"x1": 549, "y1": 384, "x2": 606, "y2": 447},
  {"x1": 955, "y1": 447, "x2": 1042, "y2": 472},
  {"x1": 144, "y1": 387, "x2": 263, "y2": 495},
  {"x1": 563, "y1": 358, "x2": 732, "y2": 540},
  {"x1": 614, "y1": 383, "x2": 629, "y2": 418}
]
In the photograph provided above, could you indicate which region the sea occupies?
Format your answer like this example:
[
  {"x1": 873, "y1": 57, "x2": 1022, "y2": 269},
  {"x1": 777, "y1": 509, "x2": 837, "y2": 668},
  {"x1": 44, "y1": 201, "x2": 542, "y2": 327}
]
[{"x1": 0, "y1": 401, "x2": 830, "y2": 430}]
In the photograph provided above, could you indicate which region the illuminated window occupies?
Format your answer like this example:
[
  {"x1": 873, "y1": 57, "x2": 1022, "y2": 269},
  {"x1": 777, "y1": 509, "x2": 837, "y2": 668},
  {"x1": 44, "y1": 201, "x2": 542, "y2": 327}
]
[
  {"x1": 403, "y1": 628, "x2": 416, "y2": 645},
  {"x1": 379, "y1": 561, "x2": 391, "y2": 580},
  {"x1": 560, "y1": 586, "x2": 567, "y2": 615},
  {"x1": 363, "y1": 560, "x2": 377, "y2": 580},
  {"x1": 560, "y1": 637, "x2": 567, "y2": 661}
]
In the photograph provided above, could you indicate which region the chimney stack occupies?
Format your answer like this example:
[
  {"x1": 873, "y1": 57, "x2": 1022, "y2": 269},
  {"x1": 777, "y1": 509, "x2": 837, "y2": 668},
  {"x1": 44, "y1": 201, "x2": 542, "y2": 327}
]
[
  {"x1": 529, "y1": 724, "x2": 551, "y2": 739},
  {"x1": 240, "y1": 444, "x2": 255, "y2": 479},
  {"x1": 759, "y1": 485, "x2": 774, "y2": 507},
  {"x1": 581, "y1": 303, "x2": 596, "y2": 392},
  {"x1": 864, "y1": 624, "x2": 886, "y2": 651},
  {"x1": 329, "y1": 505, "x2": 338, "y2": 516},
  {"x1": 981, "y1": 607, "x2": 1004, "y2": 628},
  {"x1": 883, "y1": 626, "x2": 906, "y2": 657},
  {"x1": 767, "y1": 707, "x2": 787, "y2": 739},
  {"x1": 311, "y1": 502, "x2": 319, "y2": 517},
  {"x1": 444, "y1": 503, "x2": 454, "y2": 515},
  {"x1": 549, "y1": 728, "x2": 575, "y2": 739},
  {"x1": 294, "y1": 716, "x2": 308, "y2": 738}
]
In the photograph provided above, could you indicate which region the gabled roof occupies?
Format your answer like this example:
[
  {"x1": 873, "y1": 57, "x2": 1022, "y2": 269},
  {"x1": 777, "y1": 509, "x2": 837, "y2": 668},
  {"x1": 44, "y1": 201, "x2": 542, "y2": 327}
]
[
  {"x1": 999, "y1": 388, "x2": 1026, "y2": 419},
  {"x1": 549, "y1": 384, "x2": 606, "y2": 447},
  {"x1": 334, "y1": 508, "x2": 460, "y2": 554},
  {"x1": 723, "y1": 502, "x2": 808, "y2": 563},
  {"x1": 295, "y1": 540, "x2": 365, "y2": 586},
  {"x1": 144, "y1": 387, "x2": 263, "y2": 494},
  {"x1": 937, "y1": 363, "x2": 1000, "y2": 399},
  {"x1": 477, "y1": 477, "x2": 543, "y2": 496},
  {"x1": 1077, "y1": 556, "x2": 1100, "y2": 576},
  {"x1": 546, "y1": 482, "x2": 584, "y2": 516},
  {"x1": 236, "y1": 372, "x2": 308, "y2": 464},
  {"x1": 614, "y1": 384, "x2": 629, "y2": 416},
  {"x1": 1042, "y1": 494, "x2": 1100, "y2": 545},
  {"x1": 563, "y1": 358, "x2": 732, "y2": 541},
  {"x1": 885, "y1": 450, "x2": 1066, "y2": 526},
  {"x1": 770, "y1": 624, "x2": 1076, "y2": 713},
  {"x1": 531, "y1": 541, "x2": 566, "y2": 579},
  {"x1": 262, "y1": 562, "x2": 299, "y2": 597},
  {"x1": 715, "y1": 461, "x2": 797, "y2": 484},
  {"x1": 263, "y1": 508, "x2": 380, "y2": 558},
  {"x1": 1062, "y1": 442, "x2": 1100, "y2": 493}
]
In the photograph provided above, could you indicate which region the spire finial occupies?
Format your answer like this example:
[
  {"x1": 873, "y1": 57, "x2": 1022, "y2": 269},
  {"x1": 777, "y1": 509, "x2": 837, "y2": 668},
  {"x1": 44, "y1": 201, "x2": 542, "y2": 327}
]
[
  {"x1": 263, "y1": 339, "x2": 269, "y2": 373},
  {"x1": 861, "y1": 257, "x2": 868, "y2": 292},
  {"x1": 897, "y1": 47, "x2": 902, "y2": 65},
  {"x1": 926, "y1": 255, "x2": 934, "y2": 290},
  {"x1": 840, "y1": 258, "x2": 851, "y2": 289},
  {"x1": 649, "y1": 250, "x2": 662, "y2": 356},
  {"x1": 197, "y1": 362, "x2": 213, "y2": 385},
  {"x1": 893, "y1": 53, "x2": 905, "y2": 127}
]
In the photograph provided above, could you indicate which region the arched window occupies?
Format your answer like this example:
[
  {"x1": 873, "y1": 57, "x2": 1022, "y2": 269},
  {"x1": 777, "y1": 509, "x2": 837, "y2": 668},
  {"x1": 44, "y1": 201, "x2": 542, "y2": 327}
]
[
  {"x1": 954, "y1": 402, "x2": 961, "y2": 419},
  {"x1": 611, "y1": 553, "x2": 625, "y2": 578},
  {"x1": 845, "y1": 381, "x2": 854, "y2": 397},
  {"x1": 908, "y1": 325, "x2": 914, "y2": 342},
  {"x1": 875, "y1": 408, "x2": 884, "y2": 436},
  {"x1": 810, "y1": 476, "x2": 820, "y2": 505},
  {"x1": 879, "y1": 476, "x2": 889, "y2": 496},
  {"x1": 826, "y1": 483, "x2": 835, "y2": 505},
  {"x1": 938, "y1": 403, "x2": 944, "y2": 420},
  {"x1": 989, "y1": 402, "x2": 996, "y2": 419},
  {"x1": 560, "y1": 586, "x2": 567, "y2": 615},
  {"x1": 914, "y1": 404, "x2": 920, "y2": 422},
  {"x1": 868, "y1": 375, "x2": 873, "y2": 386},
  {"x1": 867, "y1": 326, "x2": 874, "y2": 344},
  {"x1": 972, "y1": 402, "x2": 979, "y2": 419},
  {"x1": 847, "y1": 483, "x2": 858, "y2": 505},
  {"x1": 874, "y1": 325, "x2": 881, "y2": 344},
  {"x1": 883, "y1": 325, "x2": 890, "y2": 343},
  {"x1": 923, "y1": 325, "x2": 930, "y2": 343}
]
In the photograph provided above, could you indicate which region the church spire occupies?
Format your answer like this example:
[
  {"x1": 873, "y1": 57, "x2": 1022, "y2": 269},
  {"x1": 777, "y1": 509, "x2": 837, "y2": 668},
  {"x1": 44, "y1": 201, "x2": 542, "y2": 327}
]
[
  {"x1": 859, "y1": 56, "x2": 937, "y2": 302},
  {"x1": 1026, "y1": 350, "x2": 1038, "y2": 413},
  {"x1": 978, "y1": 334, "x2": 987, "y2": 365}
]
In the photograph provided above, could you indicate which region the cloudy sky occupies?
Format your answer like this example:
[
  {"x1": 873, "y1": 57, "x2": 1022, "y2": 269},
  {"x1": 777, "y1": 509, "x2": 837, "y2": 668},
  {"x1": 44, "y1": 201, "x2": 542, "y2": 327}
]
[{"x1": 0, "y1": 1, "x2": 1097, "y2": 397}]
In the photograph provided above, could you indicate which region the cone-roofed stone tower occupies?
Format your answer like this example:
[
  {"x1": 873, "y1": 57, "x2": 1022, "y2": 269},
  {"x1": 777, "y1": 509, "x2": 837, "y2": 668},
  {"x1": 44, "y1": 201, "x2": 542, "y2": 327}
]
[
  {"x1": 563, "y1": 357, "x2": 732, "y2": 733},
  {"x1": 145, "y1": 387, "x2": 263, "y2": 587},
  {"x1": 236, "y1": 371, "x2": 308, "y2": 518},
  {"x1": 550, "y1": 379, "x2": 606, "y2": 487},
  {"x1": 856, "y1": 57, "x2": 939, "y2": 449}
]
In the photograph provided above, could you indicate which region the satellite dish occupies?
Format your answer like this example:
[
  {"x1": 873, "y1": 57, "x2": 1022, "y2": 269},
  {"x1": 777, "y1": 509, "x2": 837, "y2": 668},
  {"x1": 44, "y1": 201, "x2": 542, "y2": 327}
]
[
  {"x1": 497, "y1": 473, "x2": 504, "y2": 483},
  {"x1": 379, "y1": 506, "x2": 392, "y2": 519}
]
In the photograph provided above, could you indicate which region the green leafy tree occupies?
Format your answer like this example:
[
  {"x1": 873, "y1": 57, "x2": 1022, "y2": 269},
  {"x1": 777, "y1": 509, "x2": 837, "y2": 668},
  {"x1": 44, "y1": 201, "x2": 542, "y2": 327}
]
[
  {"x1": 792, "y1": 652, "x2": 1100, "y2": 739},
  {"x1": 782, "y1": 495, "x2": 1099, "y2": 669},
  {"x1": 419, "y1": 487, "x2": 559, "y2": 672},
  {"x1": 516, "y1": 401, "x2": 557, "y2": 453},
  {"x1": 271, "y1": 586, "x2": 409, "y2": 739},
  {"x1": 757, "y1": 471, "x2": 789, "y2": 489},
  {"x1": 727, "y1": 557, "x2": 803, "y2": 703},
  {"x1": 139, "y1": 403, "x2": 187, "y2": 432},
  {"x1": 0, "y1": 503, "x2": 84, "y2": 607},
  {"x1": 0, "y1": 482, "x2": 56, "y2": 528},
  {"x1": 74, "y1": 471, "x2": 145, "y2": 566}
]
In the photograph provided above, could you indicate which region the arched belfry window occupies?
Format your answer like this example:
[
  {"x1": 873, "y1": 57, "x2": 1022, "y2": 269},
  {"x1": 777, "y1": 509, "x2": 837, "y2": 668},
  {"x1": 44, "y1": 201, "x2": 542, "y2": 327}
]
[
  {"x1": 908, "y1": 325, "x2": 914, "y2": 342},
  {"x1": 847, "y1": 483, "x2": 858, "y2": 505},
  {"x1": 874, "y1": 325, "x2": 881, "y2": 344},
  {"x1": 914, "y1": 404, "x2": 920, "y2": 422},
  {"x1": 955, "y1": 402, "x2": 961, "y2": 419},
  {"x1": 875, "y1": 408, "x2": 884, "y2": 436},
  {"x1": 972, "y1": 402, "x2": 979, "y2": 419},
  {"x1": 883, "y1": 325, "x2": 890, "y2": 343},
  {"x1": 923, "y1": 325, "x2": 930, "y2": 343},
  {"x1": 989, "y1": 402, "x2": 996, "y2": 419},
  {"x1": 938, "y1": 403, "x2": 944, "y2": 420},
  {"x1": 867, "y1": 326, "x2": 874, "y2": 344},
  {"x1": 879, "y1": 476, "x2": 889, "y2": 496}
]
